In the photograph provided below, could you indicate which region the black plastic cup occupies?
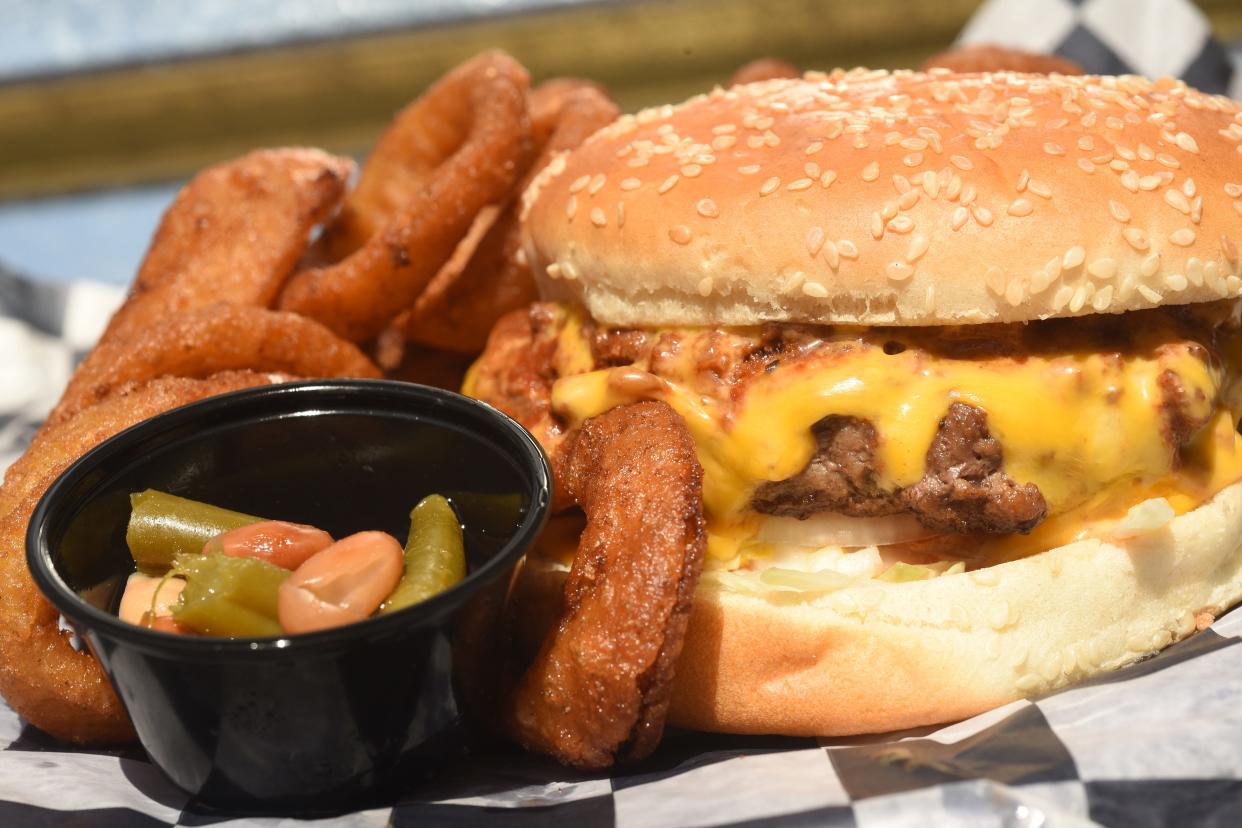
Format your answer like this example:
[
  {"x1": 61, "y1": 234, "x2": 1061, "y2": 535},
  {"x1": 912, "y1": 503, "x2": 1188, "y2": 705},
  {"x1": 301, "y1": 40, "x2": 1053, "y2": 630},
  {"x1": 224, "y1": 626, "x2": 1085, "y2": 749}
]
[{"x1": 26, "y1": 380, "x2": 550, "y2": 813}]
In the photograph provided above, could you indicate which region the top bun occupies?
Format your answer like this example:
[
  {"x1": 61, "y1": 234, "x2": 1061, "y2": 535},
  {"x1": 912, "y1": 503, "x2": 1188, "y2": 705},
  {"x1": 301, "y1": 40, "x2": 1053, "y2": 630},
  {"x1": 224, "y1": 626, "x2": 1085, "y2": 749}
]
[{"x1": 521, "y1": 69, "x2": 1242, "y2": 327}]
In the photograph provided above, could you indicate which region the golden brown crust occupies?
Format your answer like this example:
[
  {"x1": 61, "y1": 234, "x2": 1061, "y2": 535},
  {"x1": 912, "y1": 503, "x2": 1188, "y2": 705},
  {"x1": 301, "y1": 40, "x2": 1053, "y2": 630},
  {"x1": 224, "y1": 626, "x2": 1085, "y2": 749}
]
[
  {"x1": 0, "y1": 371, "x2": 285, "y2": 743},
  {"x1": 921, "y1": 45, "x2": 1084, "y2": 76},
  {"x1": 514, "y1": 480, "x2": 1242, "y2": 736},
  {"x1": 51, "y1": 305, "x2": 379, "y2": 425},
  {"x1": 523, "y1": 70, "x2": 1242, "y2": 327},
  {"x1": 508, "y1": 402, "x2": 706, "y2": 768}
]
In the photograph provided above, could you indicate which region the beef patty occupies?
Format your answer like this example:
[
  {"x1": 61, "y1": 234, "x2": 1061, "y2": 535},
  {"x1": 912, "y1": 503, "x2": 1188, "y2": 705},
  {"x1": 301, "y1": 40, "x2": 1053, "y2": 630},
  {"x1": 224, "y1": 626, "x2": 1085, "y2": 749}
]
[{"x1": 750, "y1": 403, "x2": 1047, "y2": 534}]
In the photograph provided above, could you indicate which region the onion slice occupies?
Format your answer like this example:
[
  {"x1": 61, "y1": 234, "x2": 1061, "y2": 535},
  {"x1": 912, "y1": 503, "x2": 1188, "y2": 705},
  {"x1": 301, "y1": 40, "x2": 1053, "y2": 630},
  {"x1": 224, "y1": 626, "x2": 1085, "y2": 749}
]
[{"x1": 756, "y1": 512, "x2": 935, "y2": 548}]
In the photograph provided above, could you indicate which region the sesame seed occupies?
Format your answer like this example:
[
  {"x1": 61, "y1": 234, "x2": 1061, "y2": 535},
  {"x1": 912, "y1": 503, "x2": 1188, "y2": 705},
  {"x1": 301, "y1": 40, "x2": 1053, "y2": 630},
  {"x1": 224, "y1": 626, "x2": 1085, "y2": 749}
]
[
  {"x1": 1077, "y1": 136, "x2": 1095, "y2": 151},
  {"x1": 590, "y1": 207, "x2": 607, "y2": 227},
  {"x1": 627, "y1": 157, "x2": 648, "y2": 168},
  {"x1": 1138, "y1": 284, "x2": 1162, "y2": 303},
  {"x1": 1078, "y1": 158, "x2": 1097, "y2": 173},
  {"x1": 1140, "y1": 253, "x2": 1161, "y2": 277},
  {"x1": 805, "y1": 226, "x2": 826, "y2": 257},
  {"x1": 1064, "y1": 246, "x2": 1086, "y2": 269},
  {"x1": 838, "y1": 240, "x2": 859, "y2": 259},
  {"x1": 1225, "y1": 183, "x2": 1242, "y2": 198},
  {"x1": 971, "y1": 205, "x2": 994, "y2": 226},
  {"x1": 950, "y1": 155, "x2": 973, "y2": 171},
  {"x1": 871, "y1": 213, "x2": 885, "y2": 239},
  {"x1": 548, "y1": 155, "x2": 567, "y2": 175},
  {"x1": 1069, "y1": 286, "x2": 1087, "y2": 313},
  {"x1": 669, "y1": 225, "x2": 693, "y2": 245},
  {"x1": 861, "y1": 162, "x2": 879, "y2": 182},
  {"x1": 1107, "y1": 200, "x2": 1131, "y2": 223},
  {"x1": 1092, "y1": 285, "x2": 1114, "y2": 311},
  {"x1": 1138, "y1": 175, "x2": 1162, "y2": 191},
  {"x1": 1156, "y1": 153, "x2": 1180, "y2": 168},
  {"x1": 888, "y1": 215, "x2": 914, "y2": 234},
  {"x1": 892, "y1": 174, "x2": 911, "y2": 193},
  {"x1": 696, "y1": 198, "x2": 719, "y2": 218},
  {"x1": 697, "y1": 276, "x2": 714, "y2": 296},
  {"x1": 1008, "y1": 198, "x2": 1034, "y2": 217},
  {"x1": 886, "y1": 262, "x2": 914, "y2": 281},
  {"x1": 1044, "y1": 142, "x2": 1066, "y2": 156},
  {"x1": 951, "y1": 207, "x2": 969, "y2": 231},
  {"x1": 1005, "y1": 279, "x2": 1025, "y2": 307},
  {"x1": 881, "y1": 201, "x2": 898, "y2": 221},
  {"x1": 546, "y1": 263, "x2": 562, "y2": 279},
  {"x1": 924, "y1": 284, "x2": 936, "y2": 313},
  {"x1": 681, "y1": 164, "x2": 702, "y2": 179},
  {"x1": 1183, "y1": 178, "x2": 1197, "y2": 197},
  {"x1": 1120, "y1": 171, "x2": 1140, "y2": 192},
  {"x1": 1170, "y1": 228, "x2": 1196, "y2": 246},
  {"x1": 805, "y1": 141, "x2": 824, "y2": 155},
  {"x1": 787, "y1": 178, "x2": 813, "y2": 191},
  {"x1": 1030, "y1": 268, "x2": 1054, "y2": 294},
  {"x1": 985, "y1": 267, "x2": 1006, "y2": 295},
  {"x1": 1017, "y1": 169, "x2": 1030, "y2": 192},
  {"x1": 712, "y1": 135, "x2": 737, "y2": 150},
  {"x1": 946, "y1": 174, "x2": 963, "y2": 201},
  {"x1": 802, "y1": 281, "x2": 829, "y2": 298},
  {"x1": 1052, "y1": 285, "x2": 1074, "y2": 311},
  {"x1": 820, "y1": 170, "x2": 838, "y2": 188},
  {"x1": 903, "y1": 152, "x2": 924, "y2": 167},
  {"x1": 566, "y1": 195, "x2": 578, "y2": 219},
  {"x1": 658, "y1": 174, "x2": 679, "y2": 194},
  {"x1": 1175, "y1": 132, "x2": 1200, "y2": 153},
  {"x1": 899, "y1": 189, "x2": 920, "y2": 210},
  {"x1": 1164, "y1": 189, "x2": 1190, "y2": 214},
  {"x1": 1165, "y1": 272, "x2": 1189, "y2": 291},
  {"x1": 822, "y1": 239, "x2": 840, "y2": 269},
  {"x1": 760, "y1": 176, "x2": 780, "y2": 196},
  {"x1": 1110, "y1": 159, "x2": 1130, "y2": 172},
  {"x1": 1123, "y1": 227, "x2": 1149, "y2": 251},
  {"x1": 620, "y1": 177, "x2": 641, "y2": 191},
  {"x1": 1088, "y1": 258, "x2": 1117, "y2": 279},
  {"x1": 589, "y1": 174, "x2": 607, "y2": 195},
  {"x1": 960, "y1": 184, "x2": 977, "y2": 206},
  {"x1": 906, "y1": 235, "x2": 929, "y2": 263},
  {"x1": 746, "y1": 135, "x2": 764, "y2": 149},
  {"x1": 764, "y1": 131, "x2": 780, "y2": 147},
  {"x1": 922, "y1": 171, "x2": 940, "y2": 198},
  {"x1": 1223, "y1": 236, "x2": 1239, "y2": 263},
  {"x1": 805, "y1": 161, "x2": 821, "y2": 179},
  {"x1": 900, "y1": 137, "x2": 928, "y2": 151},
  {"x1": 1028, "y1": 180, "x2": 1052, "y2": 199},
  {"x1": 738, "y1": 164, "x2": 761, "y2": 175},
  {"x1": 569, "y1": 175, "x2": 590, "y2": 193},
  {"x1": 616, "y1": 202, "x2": 626, "y2": 228},
  {"x1": 712, "y1": 123, "x2": 736, "y2": 135}
]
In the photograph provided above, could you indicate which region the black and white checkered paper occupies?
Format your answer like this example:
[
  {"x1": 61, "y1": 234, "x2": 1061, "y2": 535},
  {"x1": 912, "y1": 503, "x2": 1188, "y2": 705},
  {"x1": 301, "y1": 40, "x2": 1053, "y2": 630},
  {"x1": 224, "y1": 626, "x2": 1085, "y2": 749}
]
[
  {"x1": 959, "y1": 0, "x2": 1240, "y2": 99},
  {"x1": 3, "y1": 0, "x2": 1241, "y2": 821},
  {"x1": 4, "y1": 277, "x2": 1242, "y2": 828}
]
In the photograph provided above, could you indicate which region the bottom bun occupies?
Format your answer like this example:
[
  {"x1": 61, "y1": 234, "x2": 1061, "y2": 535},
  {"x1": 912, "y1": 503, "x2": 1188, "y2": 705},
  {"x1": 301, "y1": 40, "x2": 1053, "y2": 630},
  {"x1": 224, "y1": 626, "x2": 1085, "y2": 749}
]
[{"x1": 513, "y1": 480, "x2": 1242, "y2": 736}]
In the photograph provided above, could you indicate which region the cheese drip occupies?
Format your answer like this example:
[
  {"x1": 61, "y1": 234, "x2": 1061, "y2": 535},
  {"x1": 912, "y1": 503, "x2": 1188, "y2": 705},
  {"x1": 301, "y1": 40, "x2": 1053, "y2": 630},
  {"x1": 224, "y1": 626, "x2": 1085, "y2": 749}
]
[{"x1": 549, "y1": 311, "x2": 1236, "y2": 530}]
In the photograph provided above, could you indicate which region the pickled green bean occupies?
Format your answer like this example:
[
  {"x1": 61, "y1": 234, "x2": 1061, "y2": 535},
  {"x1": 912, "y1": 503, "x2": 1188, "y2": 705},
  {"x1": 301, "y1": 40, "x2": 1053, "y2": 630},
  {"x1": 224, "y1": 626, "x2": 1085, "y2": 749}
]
[
  {"x1": 380, "y1": 495, "x2": 466, "y2": 613},
  {"x1": 127, "y1": 490, "x2": 262, "y2": 573},
  {"x1": 171, "y1": 553, "x2": 287, "y2": 637}
]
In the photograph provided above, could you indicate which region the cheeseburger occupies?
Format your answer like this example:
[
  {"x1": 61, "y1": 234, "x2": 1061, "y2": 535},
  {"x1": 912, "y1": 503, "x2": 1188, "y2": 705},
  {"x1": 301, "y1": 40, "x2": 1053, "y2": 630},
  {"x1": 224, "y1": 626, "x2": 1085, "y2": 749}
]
[{"x1": 466, "y1": 69, "x2": 1242, "y2": 736}]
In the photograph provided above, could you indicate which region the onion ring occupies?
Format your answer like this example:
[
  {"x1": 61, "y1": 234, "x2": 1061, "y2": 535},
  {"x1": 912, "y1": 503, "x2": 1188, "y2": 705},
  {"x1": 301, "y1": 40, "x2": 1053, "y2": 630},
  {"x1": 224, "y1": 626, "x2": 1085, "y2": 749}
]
[
  {"x1": 507, "y1": 401, "x2": 706, "y2": 769},
  {"x1": 0, "y1": 371, "x2": 286, "y2": 744},
  {"x1": 49, "y1": 304, "x2": 380, "y2": 425},
  {"x1": 729, "y1": 58, "x2": 801, "y2": 86},
  {"x1": 399, "y1": 85, "x2": 619, "y2": 354},
  {"x1": 103, "y1": 149, "x2": 352, "y2": 343},
  {"x1": 277, "y1": 51, "x2": 534, "y2": 342}
]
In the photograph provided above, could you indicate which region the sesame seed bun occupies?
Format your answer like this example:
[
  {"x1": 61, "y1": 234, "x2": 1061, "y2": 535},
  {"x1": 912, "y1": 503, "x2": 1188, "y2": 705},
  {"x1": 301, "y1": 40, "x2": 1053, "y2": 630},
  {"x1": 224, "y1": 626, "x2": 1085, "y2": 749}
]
[
  {"x1": 521, "y1": 70, "x2": 1242, "y2": 327},
  {"x1": 512, "y1": 480, "x2": 1242, "y2": 736}
]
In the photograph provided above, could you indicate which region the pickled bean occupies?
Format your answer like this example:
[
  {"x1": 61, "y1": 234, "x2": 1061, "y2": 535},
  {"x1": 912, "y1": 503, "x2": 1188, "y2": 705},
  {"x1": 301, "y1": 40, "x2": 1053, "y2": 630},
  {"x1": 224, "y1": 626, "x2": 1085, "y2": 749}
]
[
  {"x1": 127, "y1": 490, "x2": 261, "y2": 573},
  {"x1": 380, "y1": 495, "x2": 466, "y2": 614},
  {"x1": 171, "y1": 553, "x2": 288, "y2": 638}
]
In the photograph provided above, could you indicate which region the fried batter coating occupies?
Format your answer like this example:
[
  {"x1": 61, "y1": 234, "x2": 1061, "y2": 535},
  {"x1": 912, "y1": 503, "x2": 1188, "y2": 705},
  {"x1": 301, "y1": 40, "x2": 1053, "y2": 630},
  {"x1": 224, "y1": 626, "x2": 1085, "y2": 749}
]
[
  {"x1": 103, "y1": 149, "x2": 352, "y2": 343},
  {"x1": 401, "y1": 86, "x2": 619, "y2": 354},
  {"x1": 508, "y1": 402, "x2": 706, "y2": 769},
  {"x1": 729, "y1": 57, "x2": 801, "y2": 86},
  {"x1": 0, "y1": 371, "x2": 284, "y2": 744},
  {"x1": 50, "y1": 304, "x2": 380, "y2": 425},
  {"x1": 278, "y1": 51, "x2": 534, "y2": 342}
]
